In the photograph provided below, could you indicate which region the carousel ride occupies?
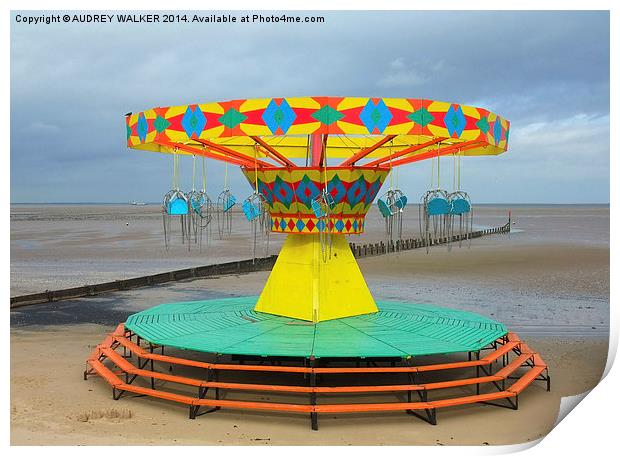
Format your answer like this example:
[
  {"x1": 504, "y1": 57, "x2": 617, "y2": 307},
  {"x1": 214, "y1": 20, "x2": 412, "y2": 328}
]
[{"x1": 86, "y1": 97, "x2": 549, "y2": 429}]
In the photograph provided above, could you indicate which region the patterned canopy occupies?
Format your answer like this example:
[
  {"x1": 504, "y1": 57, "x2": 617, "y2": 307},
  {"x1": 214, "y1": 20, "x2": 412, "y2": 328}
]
[{"x1": 126, "y1": 97, "x2": 510, "y2": 169}]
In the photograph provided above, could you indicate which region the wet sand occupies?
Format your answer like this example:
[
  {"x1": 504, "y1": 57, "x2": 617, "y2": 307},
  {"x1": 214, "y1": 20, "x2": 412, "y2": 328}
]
[
  {"x1": 10, "y1": 204, "x2": 610, "y2": 445},
  {"x1": 10, "y1": 204, "x2": 609, "y2": 296}
]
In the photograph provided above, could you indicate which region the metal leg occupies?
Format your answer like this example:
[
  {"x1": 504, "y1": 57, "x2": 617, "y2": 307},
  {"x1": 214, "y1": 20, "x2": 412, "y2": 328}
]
[
  {"x1": 405, "y1": 383, "x2": 435, "y2": 425},
  {"x1": 309, "y1": 358, "x2": 318, "y2": 431},
  {"x1": 482, "y1": 395, "x2": 517, "y2": 410},
  {"x1": 479, "y1": 364, "x2": 503, "y2": 392},
  {"x1": 211, "y1": 367, "x2": 221, "y2": 411},
  {"x1": 191, "y1": 385, "x2": 209, "y2": 419},
  {"x1": 407, "y1": 407, "x2": 437, "y2": 425},
  {"x1": 112, "y1": 387, "x2": 124, "y2": 400},
  {"x1": 310, "y1": 412, "x2": 318, "y2": 431},
  {"x1": 149, "y1": 344, "x2": 156, "y2": 389},
  {"x1": 138, "y1": 356, "x2": 150, "y2": 370},
  {"x1": 476, "y1": 351, "x2": 480, "y2": 395},
  {"x1": 193, "y1": 371, "x2": 220, "y2": 417}
]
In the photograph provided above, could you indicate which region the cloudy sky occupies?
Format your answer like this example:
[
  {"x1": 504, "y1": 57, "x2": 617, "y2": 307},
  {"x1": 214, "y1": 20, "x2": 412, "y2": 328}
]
[{"x1": 10, "y1": 10, "x2": 609, "y2": 203}]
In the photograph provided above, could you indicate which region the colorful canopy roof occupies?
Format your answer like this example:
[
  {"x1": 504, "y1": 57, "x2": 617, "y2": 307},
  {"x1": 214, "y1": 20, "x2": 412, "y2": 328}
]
[{"x1": 126, "y1": 97, "x2": 510, "y2": 169}]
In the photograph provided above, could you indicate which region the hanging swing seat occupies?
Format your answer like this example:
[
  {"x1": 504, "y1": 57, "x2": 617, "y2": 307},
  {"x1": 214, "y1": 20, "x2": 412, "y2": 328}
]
[
  {"x1": 450, "y1": 198, "x2": 471, "y2": 215},
  {"x1": 163, "y1": 190, "x2": 190, "y2": 216},
  {"x1": 167, "y1": 198, "x2": 189, "y2": 216},
  {"x1": 311, "y1": 200, "x2": 325, "y2": 218},
  {"x1": 395, "y1": 194, "x2": 408, "y2": 210},
  {"x1": 242, "y1": 194, "x2": 264, "y2": 221},
  {"x1": 311, "y1": 192, "x2": 335, "y2": 219},
  {"x1": 224, "y1": 195, "x2": 236, "y2": 212},
  {"x1": 189, "y1": 192, "x2": 206, "y2": 212},
  {"x1": 377, "y1": 198, "x2": 393, "y2": 218},
  {"x1": 426, "y1": 196, "x2": 451, "y2": 216},
  {"x1": 219, "y1": 191, "x2": 236, "y2": 213},
  {"x1": 378, "y1": 190, "x2": 408, "y2": 218},
  {"x1": 448, "y1": 191, "x2": 472, "y2": 215}
]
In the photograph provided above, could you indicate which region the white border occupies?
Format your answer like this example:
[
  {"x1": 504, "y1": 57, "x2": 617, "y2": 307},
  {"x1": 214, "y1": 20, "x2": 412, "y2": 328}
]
[{"x1": 3, "y1": 1, "x2": 616, "y2": 454}]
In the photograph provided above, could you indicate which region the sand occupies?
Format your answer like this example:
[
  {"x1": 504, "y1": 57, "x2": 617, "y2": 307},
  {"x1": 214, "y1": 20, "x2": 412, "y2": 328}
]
[{"x1": 9, "y1": 204, "x2": 610, "y2": 445}]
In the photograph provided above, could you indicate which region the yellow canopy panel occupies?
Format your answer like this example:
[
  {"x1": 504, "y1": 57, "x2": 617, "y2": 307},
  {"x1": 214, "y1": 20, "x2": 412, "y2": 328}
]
[{"x1": 126, "y1": 97, "x2": 509, "y2": 168}]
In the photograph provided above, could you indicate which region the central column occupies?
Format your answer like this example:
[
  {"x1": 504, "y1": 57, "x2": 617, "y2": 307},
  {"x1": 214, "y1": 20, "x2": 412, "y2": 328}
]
[{"x1": 254, "y1": 233, "x2": 378, "y2": 322}]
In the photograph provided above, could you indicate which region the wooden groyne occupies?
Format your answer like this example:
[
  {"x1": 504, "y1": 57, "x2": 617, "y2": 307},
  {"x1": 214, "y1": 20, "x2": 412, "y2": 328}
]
[
  {"x1": 349, "y1": 220, "x2": 511, "y2": 258},
  {"x1": 10, "y1": 256, "x2": 278, "y2": 309},
  {"x1": 10, "y1": 220, "x2": 510, "y2": 309}
]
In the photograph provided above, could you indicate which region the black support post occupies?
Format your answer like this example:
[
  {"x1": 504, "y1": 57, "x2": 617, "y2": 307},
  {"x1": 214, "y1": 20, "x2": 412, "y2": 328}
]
[{"x1": 309, "y1": 357, "x2": 318, "y2": 431}]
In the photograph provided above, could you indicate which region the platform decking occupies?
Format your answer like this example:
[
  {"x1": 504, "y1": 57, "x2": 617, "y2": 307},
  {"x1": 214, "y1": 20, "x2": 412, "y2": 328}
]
[{"x1": 125, "y1": 297, "x2": 507, "y2": 359}]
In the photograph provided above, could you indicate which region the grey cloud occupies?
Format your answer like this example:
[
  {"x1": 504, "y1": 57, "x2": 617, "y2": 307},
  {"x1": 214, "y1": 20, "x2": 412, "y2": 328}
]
[{"x1": 10, "y1": 10, "x2": 609, "y2": 203}]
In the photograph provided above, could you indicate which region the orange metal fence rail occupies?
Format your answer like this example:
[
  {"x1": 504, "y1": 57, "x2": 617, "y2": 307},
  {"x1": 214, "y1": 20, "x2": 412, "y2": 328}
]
[{"x1": 85, "y1": 324, "x2": 550, "y2": 430}]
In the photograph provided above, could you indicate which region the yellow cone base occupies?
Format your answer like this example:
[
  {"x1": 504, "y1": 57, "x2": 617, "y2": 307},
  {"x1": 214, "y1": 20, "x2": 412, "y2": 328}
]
[{"x1": 254, "y1": 233, "x2": 378, "y2": 322}]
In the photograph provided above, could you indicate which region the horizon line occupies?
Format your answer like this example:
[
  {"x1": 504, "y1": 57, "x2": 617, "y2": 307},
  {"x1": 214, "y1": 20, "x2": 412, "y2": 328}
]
[{"x1": 9, "y1": 201, "x2": 611, "y2": 206}]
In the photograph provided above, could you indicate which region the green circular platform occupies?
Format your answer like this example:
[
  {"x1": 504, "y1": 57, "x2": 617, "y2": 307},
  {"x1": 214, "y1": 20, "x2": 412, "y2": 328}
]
[{"x1": 125, "y1": 297, "x2": 507, "y2": 359}]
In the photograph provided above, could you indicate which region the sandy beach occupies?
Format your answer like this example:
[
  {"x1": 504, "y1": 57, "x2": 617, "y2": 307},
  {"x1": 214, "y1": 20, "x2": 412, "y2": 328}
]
[
  {"x1": 10, "y1": 324, "x2": 607, "y2": 445},
  {"x1": 10, "y1": 204, "x2": 610, "y2": 445}
]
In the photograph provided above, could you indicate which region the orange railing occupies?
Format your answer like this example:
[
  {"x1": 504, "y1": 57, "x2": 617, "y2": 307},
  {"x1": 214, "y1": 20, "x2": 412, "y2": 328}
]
[{"x1": 85, "y1": 324, "x2": 550, "y2": 430}]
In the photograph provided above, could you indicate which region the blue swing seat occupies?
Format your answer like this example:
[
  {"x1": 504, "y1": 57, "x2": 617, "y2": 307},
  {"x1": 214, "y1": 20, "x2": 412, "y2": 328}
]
[
  {"x1": 427, "y1": 197, "x2": 450, "y2": 216},
  {"x1": 190, "y1": 195, "x2": 206, "y2": 212},
  {"x1": 377, "y1": 198, "x2": 393, "y2": 218},
  {"x1": 223, "y1": 194, "x2": 236, "y2": 212},
  {"x1": 242, "y1": 199, "x2": 262, "y2": 221},
  {"x1": 395, "y1": 195, "x2": 408, "y2": 210},
  {"x1": 167, "y1": 197, "x2": 189, "y2": 216},
  {"x1": 450, "y1": 198, "x2": 471, "y2": 215},
  {"x1": 311, "y1": 199, "x2": 327, "y2": 218}
]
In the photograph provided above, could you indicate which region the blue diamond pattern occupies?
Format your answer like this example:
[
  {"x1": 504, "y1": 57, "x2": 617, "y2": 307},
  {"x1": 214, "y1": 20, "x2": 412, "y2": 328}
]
[
  {"x1": 353, "y1": 220, "x2": 359, "y2": 231},
  {"x1": 262, "y1": 99, "x2": 297, "y2": 134},
  {"x1": 364, "y1": 178, "x2": 383, "y2": 206},
  {"x1": 257, "y1": 180, "x2": 273, "y2": 204},
  {"x1": 316, "y1": 220, "x2": 326, "y2": 231},
  {"x1": 137, "y1": 113, "x2": 149, "y2": 143},
  {"x1": 181, "y1": 106, "x2": 207, "y2": 138},
  {"x1": 347, "y1": 176, "x2": 368, "y2": 207},
  {"x1": 327, "y1": 175, "x2": 347, "y2": 204},
  {"x1": 279, "y1": 219, "x2": 287, "y2": 230},
  {"x1": 493, "y1": 119, "x2": 503, "y2": 145},
  {"x1": 359, "y1": 99, "x2": 393, "y2": 134},
  {"x1": 335, "y1": 220, "x2": 345, "y2": 232},
  {"x1": 272, "y1": 176, "x2": 294, "y2": 208},
  {"x1": 295, "y1": 175, "x2": 321, "y2": 208},
  {"x1": 443, "y1": 105, "x2": 467, "y2": 138},
  {"x1": 296, "y1": 219, "x2": 306, "y2": 232}
]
